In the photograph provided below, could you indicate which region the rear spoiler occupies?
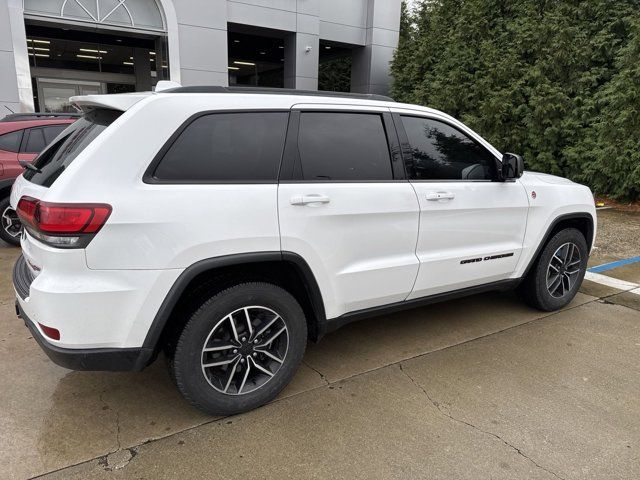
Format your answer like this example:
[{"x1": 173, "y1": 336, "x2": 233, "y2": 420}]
[
  {"x1": 69, "y1": 92, "x2": 152, "y2": 113},
  {"x1": 69, "y1": 82, "x2": 182, "y2": 113}
]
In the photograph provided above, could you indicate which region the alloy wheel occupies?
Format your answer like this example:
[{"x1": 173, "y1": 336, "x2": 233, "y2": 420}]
[
  {"x1": 1, "y1": 206, "x2": 21, "y2": 239},
  {"x1": 546, "y1": 242, "x2": 582, "y2": 298},
  {"x1": 200, "y1": 306, "x2": 289, "y2": 395}
]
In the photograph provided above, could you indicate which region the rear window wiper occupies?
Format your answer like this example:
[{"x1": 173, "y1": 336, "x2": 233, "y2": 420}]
[{"x1": 19, "y1": 160, "x2": 42, "y2": 174}]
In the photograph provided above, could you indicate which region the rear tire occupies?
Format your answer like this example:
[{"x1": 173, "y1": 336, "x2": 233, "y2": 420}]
[
  {"x1": 171, "y1": 282, "x2": 307, "y2": 415},
  {"x1": 0, "y1": 196, "x2": 21, "y2": 246},
  {"x1": 520, "y1": 228, "x2": 588, "y2": 311}
]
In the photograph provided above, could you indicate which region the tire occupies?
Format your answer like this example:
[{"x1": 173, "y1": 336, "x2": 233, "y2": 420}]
[
  {"x1": 171, "y1": 282, "x2": 307, "y2": 415},
  {"x1": 520, "y1": 228, "x2": 588, "y2": 311},
  {"x1": 0, "y1": 196, "x2": 21, "y2": 246}
]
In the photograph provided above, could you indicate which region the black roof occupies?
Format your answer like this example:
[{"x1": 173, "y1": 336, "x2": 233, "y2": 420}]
[
  {"x1": 1, "y1": 113, "x2": 81, "y2": 122},
  {"x1": 160, "y1": 86, "x2": 395, "y2": 102}
]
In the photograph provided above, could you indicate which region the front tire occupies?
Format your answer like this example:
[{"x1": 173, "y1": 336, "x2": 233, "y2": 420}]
[
  {"x1": 0, "y1": 197, "x2": 21, "y2": 246},
  {"x1": 171, "y1": 282, "x2": 307, "y2": 415},
  {"x1": 520, "y1": 228, "x2": 588, "y2": 311}
]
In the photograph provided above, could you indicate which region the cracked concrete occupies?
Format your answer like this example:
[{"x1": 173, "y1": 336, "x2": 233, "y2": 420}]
[
  {"x1": 302, "y1": 359, "x2": 330, "y2": 386},
  {"x1": 398, "y1": 364, "x2": 565, "y2": 480},
  {"x1": 114, "y1": 411, "x2": 121, "y2": 451},
  {"x1": 101, "y1": 449, "x2": 135, "y2": 472}
]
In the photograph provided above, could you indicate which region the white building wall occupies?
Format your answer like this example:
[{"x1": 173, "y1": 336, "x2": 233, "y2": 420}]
[
  {"x1": 1, "y1": 0, "x2": 33, "y2": 113},
  {"x1": 0, "y1": 0, "x2": 401, "y2": 113}
]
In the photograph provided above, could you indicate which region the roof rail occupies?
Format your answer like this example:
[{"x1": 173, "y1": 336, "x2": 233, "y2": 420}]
[
  {"x1": 159, "y1": 85, "x2": 395, "y2": 102},
  {"x1": 1, "y1": 112, "x2": 82, "y2": 122}
]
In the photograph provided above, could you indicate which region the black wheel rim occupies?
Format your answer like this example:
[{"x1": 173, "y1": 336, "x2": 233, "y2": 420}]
[
  {"x1": 546, "y1": 242, "x2": 582, "y2": 298},
  {"x1": 201, "y1": 306, "x2": 289, "y2": 395},
  {"x1": 1, "y1": 206, "x2": 21, "y2": 239}
]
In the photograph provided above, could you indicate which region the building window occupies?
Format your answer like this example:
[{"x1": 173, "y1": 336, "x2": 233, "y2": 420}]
[
  {"x1": 23, "y1": 0, "x2": 165, "y2": 32},
  {"x1": 25, "y1": 24, "x2": 168, "y2": 112},
  {"x1": 228, "y1": 27, "x2": 284, "y2": 88},
  {"x1": 318, "y1": 41, "x2": 352, "y2": 93}
]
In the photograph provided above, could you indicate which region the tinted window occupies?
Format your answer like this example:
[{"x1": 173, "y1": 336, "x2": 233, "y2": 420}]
[
  {"x1": 24, "y1": 128, "x2": 47, "y2": 153},
  {"x1": 24, "y1": 109, "x2": 121, "y2": 187},
  {"x1": 0, "y1": 130, "x2": 23, "y2": 153},
  {"x1": 401, "y1": 116, "x2": 497, "y2": 180},
  {"x1": 153, "y1": 112, "x2": 288, "y2": 182},
  {"x1": 297, "y1": 112, "x2": 392, "y2": 181},
  {"x1": 43, "y1": 124, "x2": 68, "y2": 144}
]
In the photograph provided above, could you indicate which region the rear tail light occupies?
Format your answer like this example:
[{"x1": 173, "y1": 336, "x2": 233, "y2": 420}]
[{"x1": 17, "y1": 196, "x2": 112, "y2": 248}]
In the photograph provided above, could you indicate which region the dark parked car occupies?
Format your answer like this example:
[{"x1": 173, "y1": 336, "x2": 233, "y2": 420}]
[{"x1": 0, "y1": 113, "x2": 79, "y2": 245}]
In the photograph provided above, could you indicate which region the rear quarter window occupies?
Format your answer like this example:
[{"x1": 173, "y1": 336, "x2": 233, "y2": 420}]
[
  {"x1": 0, "y1": 129, "x2": 23, "y2": 153},
  {"x1": 24, "y1": 109, "x2": 121, "y2": 187},
  {"x1": 149, "y1": 111, "x2": 289, "y2": 183}
]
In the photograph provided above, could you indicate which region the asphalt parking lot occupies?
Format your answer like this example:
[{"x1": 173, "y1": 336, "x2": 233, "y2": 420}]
[{"x1": 2, "y1": 208, "x2": 639, "y2": 480}]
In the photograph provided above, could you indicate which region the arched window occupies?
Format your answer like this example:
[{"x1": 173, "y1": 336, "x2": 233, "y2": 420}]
[{"x1": 23, "y1": 0, "x2": 166, "y2": 32}]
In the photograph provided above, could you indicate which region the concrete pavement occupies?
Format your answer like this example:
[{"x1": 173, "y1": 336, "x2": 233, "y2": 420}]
[
  {"x1": 0, "y1": 208, "x2": 638, "y2": 479},
  {"x1": 35, "y1": 298, "x2": 640, "y2": 480}
]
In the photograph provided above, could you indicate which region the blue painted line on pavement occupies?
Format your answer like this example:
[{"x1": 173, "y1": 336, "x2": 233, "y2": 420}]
[{"x1": 588, "y1": 255, "x2": 640, "y2": 273}]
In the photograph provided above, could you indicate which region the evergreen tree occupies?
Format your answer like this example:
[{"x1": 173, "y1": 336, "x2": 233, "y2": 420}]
[
  {"x1": 390, "y1": 1, "x2": 418, "y2": 102},
  {"x1": 391, "y1": 0, "x2": 640, "y2": 200}
]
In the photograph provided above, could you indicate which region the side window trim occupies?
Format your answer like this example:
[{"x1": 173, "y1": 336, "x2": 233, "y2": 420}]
[
  {"x1": 384, "y1": 111, "x2": 406, "y2": 180},
  {"x1": 278, "y1": 110, "x2": 300, "y2": 182},
  {"x1": 279, "y1": 108, "x2": 404, "y2": 183},
  {"x1": 391, "y1": 112, "x2": 412, "y2": 180},
  {"x1": 392, "y1": 112, "x2": 500, "y2": 183},
  {"x1": 143, "y1": 109, "x2": 291, "y2": 185},
  {"x1": 19, "y1": 127, "x2": 35, "y2": 153}
]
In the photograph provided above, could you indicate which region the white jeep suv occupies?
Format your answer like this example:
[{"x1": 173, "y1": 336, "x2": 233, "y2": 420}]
[{"x1": 11, "y1": 86, "x2": 596, "y2": 415}]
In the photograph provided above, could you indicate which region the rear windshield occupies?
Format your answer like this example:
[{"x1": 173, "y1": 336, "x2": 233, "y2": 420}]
[{"x1": 24, "y1": 109, "x2": 121, "y2": 187}]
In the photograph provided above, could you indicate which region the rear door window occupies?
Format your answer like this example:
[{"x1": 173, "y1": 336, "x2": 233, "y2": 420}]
[
  {"x1": 296, "y1": 112, "x2": 393, "y2": 181},
  {"x1": 24, "y1": 109, "x2": 121, "y2": 187}
]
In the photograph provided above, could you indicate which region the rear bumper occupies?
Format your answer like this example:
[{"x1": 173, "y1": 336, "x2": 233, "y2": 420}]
[
  {"x1": 16, "y1": 301, "x2": 153, "y2": 371},
  {"x1": 13, "y1": 236, "x2": 182, "y2": 349},
  {"x1": 13, "y1": 254, "x2": 33, "y2": 300},
  {"x1": 13, "y1": 253, "x2": 156, "y2": 371}
]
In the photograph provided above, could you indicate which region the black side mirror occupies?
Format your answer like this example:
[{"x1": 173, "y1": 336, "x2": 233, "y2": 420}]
[{"x1": 498, "y1": 153, "x2": 524, "y2": 181}]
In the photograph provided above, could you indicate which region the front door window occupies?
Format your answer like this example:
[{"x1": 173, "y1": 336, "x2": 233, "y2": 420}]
[{"x1": 400, "y1": 115, "x2": 498, "y2": 181}]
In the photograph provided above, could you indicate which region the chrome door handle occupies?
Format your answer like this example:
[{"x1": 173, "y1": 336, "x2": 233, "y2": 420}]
[
  {"x1": 290, "y1": 194, "x2": 331, "y2": 206},
  {"x1": 425, "y1": 191, "x2": 455, "y2": 201}
]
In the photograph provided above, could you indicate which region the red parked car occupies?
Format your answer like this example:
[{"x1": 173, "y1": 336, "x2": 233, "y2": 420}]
[{"x1": 0, "y1": 113, "x2": 79, "y2": 245}]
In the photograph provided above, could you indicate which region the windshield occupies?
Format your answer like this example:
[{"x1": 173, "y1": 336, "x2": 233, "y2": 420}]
[{"x1": 23, "y1": 109, "x2": 122, "y2": 187}]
